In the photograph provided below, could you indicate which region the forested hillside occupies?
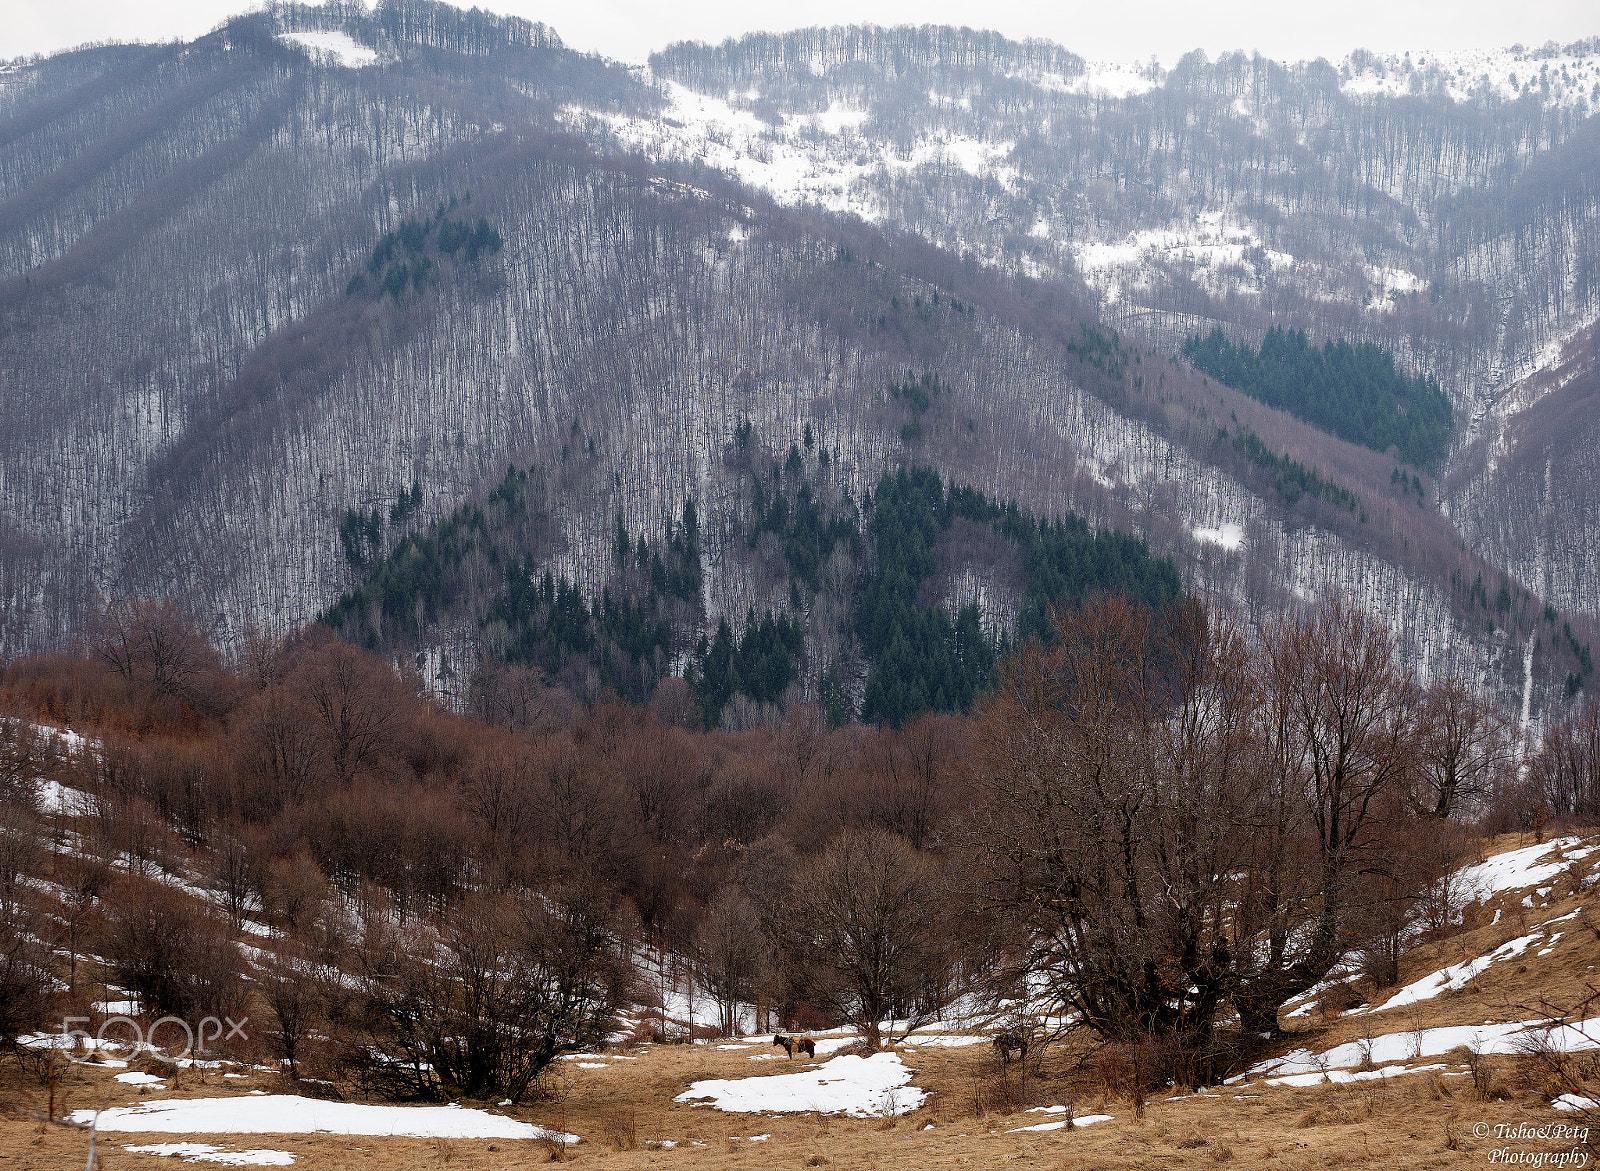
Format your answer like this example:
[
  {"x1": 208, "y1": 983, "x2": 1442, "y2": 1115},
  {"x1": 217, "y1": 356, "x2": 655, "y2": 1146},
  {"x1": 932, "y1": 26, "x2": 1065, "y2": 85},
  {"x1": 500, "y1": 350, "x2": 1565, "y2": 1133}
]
[
  {"x1": 324, "y1": 456, "x2": 1179, "y2": 727},
  {"x1": 1183, "y1": 327, "x2": 1454, "y2": 468},
  {"x1": 0, "y1": 0, "x2": 1595, "y2": 734},
  {"x1": 612, "y1": 27, "x2": 1600, "y2": 621}
]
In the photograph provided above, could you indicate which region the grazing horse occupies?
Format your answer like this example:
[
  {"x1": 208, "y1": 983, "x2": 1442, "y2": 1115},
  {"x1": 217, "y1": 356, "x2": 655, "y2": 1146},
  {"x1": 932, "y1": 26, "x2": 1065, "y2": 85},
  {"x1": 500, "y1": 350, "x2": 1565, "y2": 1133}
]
[
  {"x1": 773, "y1": 1034, "x2": 795, "y2": 1058},
  {"x1": 993, "y1": 1031, "x2": 1025, "y2": 1064},
  {"x1": 796, "y1": 1037, "x2": 816, "y2": 1059}
]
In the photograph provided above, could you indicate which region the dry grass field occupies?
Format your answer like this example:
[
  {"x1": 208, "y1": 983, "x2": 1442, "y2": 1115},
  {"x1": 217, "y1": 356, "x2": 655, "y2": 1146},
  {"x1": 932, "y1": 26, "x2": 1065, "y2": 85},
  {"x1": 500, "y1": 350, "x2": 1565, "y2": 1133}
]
[{"x1": 5, "y1": 831, "x2": 1600, "y2": 1170}]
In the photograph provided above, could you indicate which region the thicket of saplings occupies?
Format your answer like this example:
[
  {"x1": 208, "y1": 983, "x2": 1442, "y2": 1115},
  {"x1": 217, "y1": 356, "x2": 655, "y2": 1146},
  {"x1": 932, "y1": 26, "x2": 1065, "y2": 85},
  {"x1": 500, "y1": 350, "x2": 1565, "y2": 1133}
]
[{"x1": 0, "y1": 595, "x2": 1592, "y2": 1108}]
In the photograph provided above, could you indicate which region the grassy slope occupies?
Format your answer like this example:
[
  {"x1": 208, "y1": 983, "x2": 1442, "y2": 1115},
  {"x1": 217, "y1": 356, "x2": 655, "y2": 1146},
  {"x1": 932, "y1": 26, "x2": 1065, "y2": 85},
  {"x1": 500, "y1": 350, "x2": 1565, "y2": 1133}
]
[{"x1": 6, "y1": 831, "x2": 1600, "y2": 1168}]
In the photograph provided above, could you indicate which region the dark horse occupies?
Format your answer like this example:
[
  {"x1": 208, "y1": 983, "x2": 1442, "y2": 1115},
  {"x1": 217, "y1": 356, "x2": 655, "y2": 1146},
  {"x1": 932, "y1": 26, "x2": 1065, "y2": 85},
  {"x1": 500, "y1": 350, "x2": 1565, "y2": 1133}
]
[
  {"x1": 993, "y1": 1031, "x2": 1027, "y2": 1063},
  {"x1": 773, "y1": 1034, "x2": 795, "y2": 1058}
]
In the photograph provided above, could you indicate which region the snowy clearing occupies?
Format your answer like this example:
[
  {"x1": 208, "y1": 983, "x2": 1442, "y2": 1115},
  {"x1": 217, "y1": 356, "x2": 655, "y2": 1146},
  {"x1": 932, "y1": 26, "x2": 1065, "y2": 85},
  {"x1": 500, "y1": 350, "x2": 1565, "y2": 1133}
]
[
  {"x1": 1193, "y1": 523, "x2": 1245, "y2": 551},
  {"x1": 73, "y1": 1096, "x2": 574, "y2": 1141},
  {"x1": 276, "y1": 32, "x2": 377, "y2": 69},
  {"x1": 675, "y1": 1052, "x2": 925, "y2": 1116}
]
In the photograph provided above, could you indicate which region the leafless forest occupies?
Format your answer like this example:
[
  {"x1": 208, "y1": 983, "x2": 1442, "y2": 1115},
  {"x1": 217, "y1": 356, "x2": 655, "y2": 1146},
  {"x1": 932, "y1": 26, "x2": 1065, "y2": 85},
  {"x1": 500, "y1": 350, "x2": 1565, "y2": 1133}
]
[
  {"x1": 0, "y1": 4, "x2": 1597, "y2": 724},
  {"x1": 6, "y1": 5, "x2": 1600, "y2": 1139},
  {"x1": 2, "y1": 591, "x2": 1590, "y2": 1095}
]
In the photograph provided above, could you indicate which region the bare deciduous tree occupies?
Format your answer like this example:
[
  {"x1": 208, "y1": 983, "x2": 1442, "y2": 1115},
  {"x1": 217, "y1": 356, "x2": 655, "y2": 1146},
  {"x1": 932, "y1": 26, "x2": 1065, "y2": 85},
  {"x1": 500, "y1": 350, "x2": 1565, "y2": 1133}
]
[
  {"x1": 354, "y1": 883, "x2": 631, "y2": 1102},
  {"x1": 791, "y1": 827, "x2": 946, "y2": 1049},
  {"x1": 98, "y1": 881, "x2": 245, "y2": 1024},
  {"x1": 694, "y1": 886, "x2": 771, "y2": 1037},
  {"x1": 1233, "y1": 596, "x2": 1423, "y2": 1037},
  {"x1": 1414, "y1": 675, "x2": 1513, "y2": 820},
  {"x1": 0, "y1": 712, "x2": 54, "y2": 808},
  {"x1": 295, "y1": 639, "x2": 402, "y2": 786},
  {"x1": 1531, "y1": 703, "x2": 1600, "y2": 819},
  {"x1": 0, "y1": 902, "x2": 56, "y2": 1053},
  {"x1": 972, "y1": 595, "x2": 1432, "y2": 1081},
  {"x1": 87, "y1": 597, "x2": 221, "y2": 709}
]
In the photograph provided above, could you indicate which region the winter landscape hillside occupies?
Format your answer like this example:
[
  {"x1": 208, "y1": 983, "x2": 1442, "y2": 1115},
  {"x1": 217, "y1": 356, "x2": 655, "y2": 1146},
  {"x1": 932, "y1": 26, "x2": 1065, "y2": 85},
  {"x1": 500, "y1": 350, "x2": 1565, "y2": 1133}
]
[
  {"x1": 0, "y1": 1, "x2": 1597, "y2": 728},
  {"x1": 4, "y1": 1, "x2": 1600, "y2": 1167}
]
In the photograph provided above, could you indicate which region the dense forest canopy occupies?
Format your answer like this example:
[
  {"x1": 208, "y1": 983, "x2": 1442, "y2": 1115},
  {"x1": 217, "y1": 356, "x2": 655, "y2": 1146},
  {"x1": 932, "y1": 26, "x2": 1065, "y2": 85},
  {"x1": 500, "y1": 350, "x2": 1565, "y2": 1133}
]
[
  {"x1": 1183, "y1": 327, "x2": 1454, "y2": 469},
  {"x1": 322, "y1": 457, "x2": 1181, "y2": 729}
]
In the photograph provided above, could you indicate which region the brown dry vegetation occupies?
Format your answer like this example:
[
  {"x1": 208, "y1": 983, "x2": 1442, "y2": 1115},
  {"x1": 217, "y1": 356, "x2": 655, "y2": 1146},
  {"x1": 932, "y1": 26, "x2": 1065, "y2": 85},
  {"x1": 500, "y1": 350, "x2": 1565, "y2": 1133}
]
[
  {"x1": 7, "y1": 831, "x2": 1600, "y2": 1169},
  {"x1": 0, "y1": 1019, "x2": 1587, "y2": 1169},
  {"x1": 6, "y1": 609, "x2": 1600, "y2": 1169}
]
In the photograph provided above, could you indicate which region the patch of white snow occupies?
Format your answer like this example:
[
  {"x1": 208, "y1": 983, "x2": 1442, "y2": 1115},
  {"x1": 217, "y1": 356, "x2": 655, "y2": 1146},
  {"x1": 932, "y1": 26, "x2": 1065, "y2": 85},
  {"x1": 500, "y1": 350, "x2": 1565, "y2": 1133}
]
[{"x1": 675, "y1": 1052, "x2": 924, "y2": 1116}]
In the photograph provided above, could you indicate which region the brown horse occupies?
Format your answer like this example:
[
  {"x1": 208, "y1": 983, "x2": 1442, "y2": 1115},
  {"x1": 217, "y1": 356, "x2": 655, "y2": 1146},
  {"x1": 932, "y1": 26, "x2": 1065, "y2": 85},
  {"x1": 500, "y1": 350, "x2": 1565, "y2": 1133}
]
[{"x1": 796, "y1": 1037, "x2": 816, "y2": 1059}]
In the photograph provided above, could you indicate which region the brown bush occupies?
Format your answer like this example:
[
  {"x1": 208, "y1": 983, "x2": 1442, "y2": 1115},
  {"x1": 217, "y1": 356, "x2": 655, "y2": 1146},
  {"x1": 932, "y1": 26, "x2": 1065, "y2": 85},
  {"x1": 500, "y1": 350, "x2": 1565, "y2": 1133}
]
[
  {"x1": 600, "y1": 1108, "x2": 638, "y2": 1151},
  {"x1": 97, "y1": 880, "x2": 245, "y2": 1026}
]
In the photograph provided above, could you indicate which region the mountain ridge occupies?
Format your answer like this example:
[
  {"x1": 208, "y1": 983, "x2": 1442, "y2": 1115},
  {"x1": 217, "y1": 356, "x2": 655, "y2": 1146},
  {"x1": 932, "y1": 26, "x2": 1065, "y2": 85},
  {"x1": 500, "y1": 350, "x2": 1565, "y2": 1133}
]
[{"x1": 0, "y1": 0, "x2": 1594, "y2": 730}]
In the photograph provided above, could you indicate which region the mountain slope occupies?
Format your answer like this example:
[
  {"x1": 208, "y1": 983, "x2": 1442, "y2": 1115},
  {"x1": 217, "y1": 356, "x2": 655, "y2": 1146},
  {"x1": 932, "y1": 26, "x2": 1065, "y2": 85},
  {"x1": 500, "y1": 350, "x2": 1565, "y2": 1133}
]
[{"x1": 0, "y1": 2, "x2": 1593, "y2": 725}]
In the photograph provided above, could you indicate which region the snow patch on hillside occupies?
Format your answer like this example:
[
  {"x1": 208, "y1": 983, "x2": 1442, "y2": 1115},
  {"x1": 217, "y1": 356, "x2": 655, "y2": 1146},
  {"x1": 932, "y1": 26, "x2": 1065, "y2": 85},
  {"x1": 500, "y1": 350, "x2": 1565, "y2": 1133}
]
[
  {"x1": 1009, "y1": 1105, "x2": 1114, "y2": 1131},
  {"x1": 76, "y1": 1096, "x2": 571, "y2": 1140},
  {"x1": 1372, "y1": 931, "x2": 1547, "y2": 1012},
  {"x1": 124, "y1": 1145, "x2": 294, "y2": 1166},
  {"x1": 1454, "y1": 837, "x2": 1598, "y2": 902},
  {"x1": 1250, "y1": 1016, "x2": 1600, "y2": 1084},
  {"x1": 569, "y1": 81, "x2": 1015, "y2": 222},
  {"x1": 1341, "y1": 46, "x2": 1600, "y2": 111},
  {"x1": 277, "y1": 31, "x2": 378, "y2": 69},
  {"x1": 1062, "y1": 62, "x2": 1158, "y2": 99},
  {"x1": 1071, "y1": 212, "x2": 1293, "y2": 306},
  {"x1": 1193, "y1": 523, "x2": 1244, "y2": 551}
]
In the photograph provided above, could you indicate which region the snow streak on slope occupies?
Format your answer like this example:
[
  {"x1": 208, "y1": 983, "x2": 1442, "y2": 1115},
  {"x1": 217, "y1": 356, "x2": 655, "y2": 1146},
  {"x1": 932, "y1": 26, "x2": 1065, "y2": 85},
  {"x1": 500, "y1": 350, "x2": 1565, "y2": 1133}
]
[
  {"x1": 1453, "y1": 837, "x2": 1600, "y2": 903},
  {"x1": 1251, "y1": 1016, "x2": 1600, "y2": 1085},
  {"x1": 276, "y1": 31, "x2": 378, "y2": 68},
  {"x1": 1372, "y1": 918, "x2": 1570, "y2": 1012},
  {"x1": 567, "y1": 80, "x2": 1015, "y2": 223}
]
